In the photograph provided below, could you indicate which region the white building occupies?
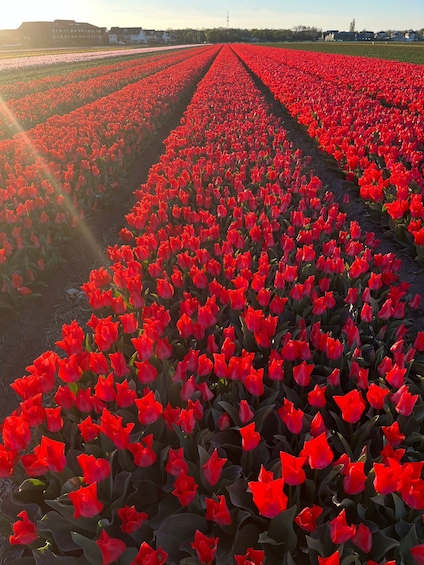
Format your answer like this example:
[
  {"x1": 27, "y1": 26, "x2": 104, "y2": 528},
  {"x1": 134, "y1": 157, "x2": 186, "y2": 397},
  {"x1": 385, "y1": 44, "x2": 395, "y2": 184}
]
[{"x1": 108, "y1": 27, "x2": 171, "y2": 44}]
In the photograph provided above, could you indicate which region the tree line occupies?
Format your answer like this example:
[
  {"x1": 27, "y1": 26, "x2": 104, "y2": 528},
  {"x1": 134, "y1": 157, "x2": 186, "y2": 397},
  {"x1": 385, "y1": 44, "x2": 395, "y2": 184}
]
[{"x1": 174, "y1": 27, "x2": 322, "y2": 44}]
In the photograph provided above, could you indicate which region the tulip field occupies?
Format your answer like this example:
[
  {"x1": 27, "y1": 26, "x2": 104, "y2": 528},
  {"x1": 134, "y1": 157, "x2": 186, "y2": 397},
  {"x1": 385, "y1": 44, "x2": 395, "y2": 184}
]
[
  {"x1": 0, "y1": 45, "x2": 216, "y2": 308},
  {"x1": 0, "y1": 43, "x2": 424, "y2": 564},
  {"x1": 232, "y1": 44, "x2": 424, "y2": 261}
]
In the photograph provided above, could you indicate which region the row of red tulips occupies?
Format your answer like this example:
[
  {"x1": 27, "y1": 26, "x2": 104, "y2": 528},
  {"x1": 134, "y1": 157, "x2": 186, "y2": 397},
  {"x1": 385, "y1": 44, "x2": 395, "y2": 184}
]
[
  {"x1": 248, "y1": 48, "x2": 424, "y2": 115},
  {"x1": 0, "y1": 45, "x2": 218, "y2": 308},
  {"x1": 232, "y1": 45, "x2": 424, "y2": 259},
  {"x1": 0, "y1": 48, "x2": 199, "y2": 140},
  {"x1": 1, "y1": 44, "x2": 423, "y2": 564}
]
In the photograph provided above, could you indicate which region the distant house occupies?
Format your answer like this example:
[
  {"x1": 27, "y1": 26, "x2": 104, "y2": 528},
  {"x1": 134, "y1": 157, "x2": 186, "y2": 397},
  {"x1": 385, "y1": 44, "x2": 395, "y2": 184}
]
[
  {"x1": 323, "y1": 30, "x2": 339, "y2": 41},
  {"x1": 374, "y1": 30, "x2": 389, "y2": 41},
  {"x1": 405, "y1": 30, "x2": 418, "y2": 41},
  {"x1": 107, "y1": 27, "x2": 172, "y2": 45},
  {"x1": 391, "y1": 30, "x2": 406, "y2": 41},
  {"x1": 325, "y1": 31, "x2": 356, "y2": 42},
  {"x1": 18, "y1": 20, "x2": 105, "y2": 47},
  {"x1": 108, "y1": 27, "x2": 146, "y2": 44},
  {"x1": 158, "y1": 30, "x2": 173, "y2": 44},
  {"x1": 356, "y1": 31, "x2": 374, "y2": 41}
]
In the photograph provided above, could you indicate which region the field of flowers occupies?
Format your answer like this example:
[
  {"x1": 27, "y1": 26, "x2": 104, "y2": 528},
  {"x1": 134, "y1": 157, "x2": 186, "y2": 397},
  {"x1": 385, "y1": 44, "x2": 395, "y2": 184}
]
[
  {"x1": 233, "y1": 44, "x2": 424, "y2": 263},
  {"x1": 0, "y1": 43, "x2": 424, "y2": 564},
  {"x1": 0, "y1": 45, "x2": 217, "y2": 309},
  {"x1": 0, "y1": 48, "x2": 198, "y2": 139}
]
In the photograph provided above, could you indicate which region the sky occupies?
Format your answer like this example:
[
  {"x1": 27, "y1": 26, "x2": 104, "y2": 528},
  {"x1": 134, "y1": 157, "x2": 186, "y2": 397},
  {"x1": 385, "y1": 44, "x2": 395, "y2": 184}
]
[{"x1": 1, "y1": 0, "x2": 423, "y2": 32}]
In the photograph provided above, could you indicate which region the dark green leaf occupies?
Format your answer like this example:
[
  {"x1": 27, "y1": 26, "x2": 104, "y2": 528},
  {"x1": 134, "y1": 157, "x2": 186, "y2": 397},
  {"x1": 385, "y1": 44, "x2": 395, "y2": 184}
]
[
  {"x1": 218, "y1": 401, "x2": 241, "y2": 425},
  {"x1": 38, "y1": 511, "x2": 89, "y2": 551},
  {"x1": 369, "y1": 529, "x2": 399, "y2": 562},
  {"x1": 268, "y1": 505, "x2": 298, "y2": 553},
  {"x1": 34, "y1": 550, "x2": 77, "y2": 564},
  {"x1": 340, "y1": 555, "x2": 361, "y2": 565},
  {"x1": 232, "y1": 523, "x2": 262, "y2": 556},
  {"x1": 119, "y1": 547, "x2": 139, "y2": 565},
  {"x1": 71, "y1": 531, "x2": 102, "y2": 564},
  {"x1": 305, "y1": 534, "x2": 324, "y2": 553},
  {"x1": 397, "y1": 522, "x2": 421, "y2": 565},
  {"x1": 45, "y1": 499, "x2": 99, "y2": 531},
  {"x1": 392, "y1": 493, "x2": 408, "y2": 522},
  {"x1": 257, "y1": 531, "x2": 284, "y2": 546},
  {"x1": 226, "y1": 479, "x2": 253, "y2": 511},
  {"x1": 155, "y1": 512, "x2": 207, "y2": 563}
]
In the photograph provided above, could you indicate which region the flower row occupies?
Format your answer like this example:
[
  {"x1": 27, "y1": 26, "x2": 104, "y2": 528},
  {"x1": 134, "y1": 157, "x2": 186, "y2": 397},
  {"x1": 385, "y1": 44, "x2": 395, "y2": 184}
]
[
  {"x1": 0, "y1": 49, "x2": 189, "y2": 101},
  {"x1": 0, "y1": 45, "x2": 218, "y2": 306},
  {"x1": 232, "y1": 44, "x2": 424, "y2": 258},
  {"x1": 1, "y1": 45, "x2": 423, "y2": 564},
  {"x1": 0, "y1": 48, "x2": 201, "y2": 140},
  {"x1": 250, "y1": 47, "x2": 424, "y2": 115}
]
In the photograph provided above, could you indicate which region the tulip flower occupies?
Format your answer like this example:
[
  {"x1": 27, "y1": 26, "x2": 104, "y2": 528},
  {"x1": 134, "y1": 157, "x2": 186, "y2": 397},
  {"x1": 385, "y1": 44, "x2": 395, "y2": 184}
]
[
  {"x1": 248, "y1": 465, "x2": 288, "y2": 518},
  {"x1": 300, "y1": 432, "x2": 334, "y2": 469},
  {"x1": 329, "y1": 509, "x2": 356, "y2": 544},
  {"x1": 68, "y1": 482, "x2": 104, "y2": 518},
  {"x1": 9, "y1": 511, "x2": 38, "y2": 545},
  {"x1": 96, "y1": 529, "x2": 126, "y2": 565}
]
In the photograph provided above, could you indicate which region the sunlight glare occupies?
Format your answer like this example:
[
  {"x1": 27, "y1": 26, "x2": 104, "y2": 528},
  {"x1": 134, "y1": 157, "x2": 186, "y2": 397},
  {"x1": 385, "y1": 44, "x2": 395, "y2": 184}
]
[{"x1": 0, "y1": 93, "x2": 108, "y2": 272}]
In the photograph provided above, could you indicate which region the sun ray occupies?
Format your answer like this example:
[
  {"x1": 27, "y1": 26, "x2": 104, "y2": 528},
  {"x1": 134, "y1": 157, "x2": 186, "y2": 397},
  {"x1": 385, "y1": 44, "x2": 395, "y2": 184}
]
[{"x1": 0, "y1": 93, "x2": 109, "y2": 280}]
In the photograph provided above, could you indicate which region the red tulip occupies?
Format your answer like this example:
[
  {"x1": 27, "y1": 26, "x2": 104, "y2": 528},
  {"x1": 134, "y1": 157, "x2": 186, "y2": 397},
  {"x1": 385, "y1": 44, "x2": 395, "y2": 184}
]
[
  {"x1": 300, "y1": 432, "x2": 334, "y2": 469},
  {"x1": 240, "y1": 422, "x2": 261, "y2": 451},
  {"x1": 172, "y1": 470, "x2": 198, "y2": 507},
  {"x1": 329, "y1": 509, "x2": 356, "y2": 543},
  {"x1": 248, "y1": 465, "x2": 288, "y2": 518},
  {"x1": 117, "y1": 505, "x2": 148, "y2": 534},
  {"x1": 128, "y1": 434, "x2": 157, "y2": 467},
  {"x1": 191, "y1": 530, "x2": 218, "y2": 565},
  {"x1": 334, "y1": 389, "x2": 366, "y2": 423},
  {"x1": 100, "y1": 409, "x2": 134, "y2": 449},
  {"x1": 135, "y1": 390, "x2": 163, "y2": 425},
  {"x1": 96, "y1": 529, "x2": 126, "y2": 565},
  {"x1": 382, "y1": 421, "x2": 405, "y2": 446},
  {"x1": 9, "y1": 511, "x2": 38, "y2": 545},
  {"x1": 295, "y1": 504, "x2": 323, "y2": 532},
  {"x1": 202, "y1": 448, "x2": 227, "y2": 486},
  {"x1": 318, "y1": 552, "x2": 340, "y2": 565},
  {"x1": 278, "y1": 398, "x2": 304, "y2": 434},
  {"x1": 352, "y1": 523, "x2": 372, "y2": 553},
  {"x1": 373, "y1": 461, "x2": 401, "y2": 494},
  {"x1": 68, "y1": 482, "x2": 104, "y2": 518},
  {"x1": 132, "y1": 541, "x2": 168, "y2": 564},
  {"x1": 234, "y1": 547, "x2": 265, "y2": 565},
  {"x1": 411, "y1": 545, "x2": 424, "y2": 565},
  {"x1": 205, "y1": 494, "x2": 231, "y2": 525},
  {"x1": 343, "y1": 461, "x2": 367, "y2": 495},
  {"x1": 77, "y1": 453, "x2": 110, "y2": 484},
  {"x1": 280, "y1": 451, "x2": 307, "y2": 485}
]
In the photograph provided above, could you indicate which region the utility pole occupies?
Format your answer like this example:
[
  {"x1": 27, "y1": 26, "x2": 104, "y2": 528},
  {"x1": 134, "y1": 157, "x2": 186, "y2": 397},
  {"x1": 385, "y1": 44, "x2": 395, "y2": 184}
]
[{"x1": 227, "y1": 11, "x2": 229, "y2": 29}]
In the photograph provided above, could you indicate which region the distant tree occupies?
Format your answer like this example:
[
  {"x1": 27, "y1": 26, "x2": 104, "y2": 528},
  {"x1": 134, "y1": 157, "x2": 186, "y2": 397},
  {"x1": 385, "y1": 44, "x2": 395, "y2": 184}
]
[
  {"x1": 184, "y1": 30, "x2": 195, "y2": 43},
  {"x1": 349, "y1": 18, "x2": 356, "y2": 32},
  {"x1": 292, "y1": 26, "x2": 321, "y2": 41}
]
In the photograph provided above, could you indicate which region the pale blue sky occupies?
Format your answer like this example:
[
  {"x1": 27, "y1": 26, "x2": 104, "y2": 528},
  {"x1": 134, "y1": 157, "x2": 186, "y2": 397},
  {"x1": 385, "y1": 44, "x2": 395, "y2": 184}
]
[{"x1": 2, "y1": 0, "x2": 423, "y2": 31}]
